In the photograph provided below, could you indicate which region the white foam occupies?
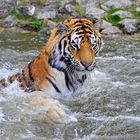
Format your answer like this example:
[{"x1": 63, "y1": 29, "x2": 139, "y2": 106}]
[
  {"x1": 66, "y1": 113, "x2": 78, "y2": 123},
  {"x1": 0, "y1": 66, "x2": 77, "y2": 124},
  {"x1": 112, "y1": 81, "x2": 126, "y2": 87},
  {"x1": 90, "y1": 70, "x2": 109, "y2": 81},
  {"x1": 0, "y1": 68, "x2": 18, "y2": 79},
  {"x1": 81, "y1": 115, "x2": 140, "y2": 140},
  {"x1": 87, "y1": 115, "x2": 140, "y2": 122},
  {"x1": 0, "y1": 96, "x2": 6, "y2": 102},
  {"x1": 97, "y1": 56, "x2": 127, "y2": 61},
  {"x1": 3, "y1": 81, "x2": 26, "y2": 97},
  {"x1": 22, "y1": 91, "x2": 78, "y2": 124},
  {"x1": 20, "y1": 129, "x2": 35, "y2": 139},
  {"x1": 112, "y1": 56, "x2": 127, "y2": 60}
]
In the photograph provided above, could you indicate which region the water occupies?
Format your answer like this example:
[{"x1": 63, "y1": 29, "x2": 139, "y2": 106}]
[{"x1": 0, "y1": 28, "x2": 140, "y2": 140}]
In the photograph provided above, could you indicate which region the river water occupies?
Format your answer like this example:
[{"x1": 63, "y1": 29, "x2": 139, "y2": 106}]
[{"x1": 0, "y1": 28, "x2": 140, "y2": 140}]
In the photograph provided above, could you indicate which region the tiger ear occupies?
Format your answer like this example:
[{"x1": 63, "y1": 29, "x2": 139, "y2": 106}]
[
  {"x1": 57, "y1": 23, "x2": 68, "y2": 35},
  {"x1": 63, "y1": 18, "x2": 78, "y2": 29}
]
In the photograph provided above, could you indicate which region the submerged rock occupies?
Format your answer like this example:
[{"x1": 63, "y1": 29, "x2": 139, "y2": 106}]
[
  {"x1": 120, "y1": 19, "x2": 138, "y2": 34},
  {"x1": 3, "y1": 16, "x2": 17, "y2": 28},
  {"x1": 112, "y1": 10, "x2": 133, "y2": 19}
]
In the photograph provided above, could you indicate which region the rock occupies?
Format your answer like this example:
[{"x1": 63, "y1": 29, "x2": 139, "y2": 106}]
[
  {"x1": 86, "y1": 0, "x2": 106, "y2": 19},
  {"x1": 0, "y1": 27, "x2": 4, "y2": 34},
  {"x1": 3, "y1": 16, "x2": 17, "y2": 28},
  {"x1": 92, "y1": 19, "x2": 112, "y2": 31},
  {"x1": 16, "y1": 4, "x2": 36, "y2": 16},
  {"x1": 17, "y1": 20, "x2": 30, "y2": 26},
  {"x1": 39, "y1": 27, "x2": 50, "y2": 39},
  {"x1": 47, "y1": 20, "x2": 57, "y2": 29},
  {"x1": 59, "y1": 4, "x2": 74, "y2": 14},
  {"x1": 76, "y1": 0, "x2": 87, "y2": 5},
  {"x1": 136, "y1": 0, "x2": 140, "y2": 6},
  {"x1": 100, "y1": 20, "x2": 112, "y2": 30},
  {"x1": 136, "y1": 7, "x2": 140, "y2": 13},
  {"x1": 0, "y1": 0, "x2": 17, "y2": 18},
  {"x1": 101, "y1": 26, "x2": 122, "y2": 35},
  {"x1": 102, "y1": 0, "x2": 132, "y2": 10},
  {"x1": 15, "y1": 20, "x2": 37, "y2": 31},
  {"x1": 60, "y1": 0, "x2": 73, "y2": 7},
  {"x1": 86, "y1": 7, "x2": 106, "y2": 20},
  {"x1": 112, "y1": 10, "x2": 133, "y2": 19},
  {"x1": 65, "y1": 4, "x2": 74, "y2": 13},
  {"x1": 128, "y1": 33, "x2": 140, "y2": 41},
  {"x1": 39, "y1": 20, "x2": 57, "y2": 39},
  {"x1": 76, "y1": 0, "x2": 108, "y2": 5},
  {"x1": 34, "y1": 7, "x2": 58, "y2": 20},
  {"x1": 100, "y1": 4, "x2": 109, "y2": 11},
  {"x1": 120, "y1": 19, "x2": 138, "y2": 34},
  {"x1": 86, "y1": 0, "x2": 96, "y2": 9},
  {"x1": 47, "y1": 0, "x2": 61, "y2": 5},
  {"x1": 16, "y1": 0, "x2": 31, "y2": 6}
]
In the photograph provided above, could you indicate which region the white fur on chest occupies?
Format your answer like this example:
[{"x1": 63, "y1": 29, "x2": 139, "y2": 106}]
[
  {"x1": 45, "y1": 68, "x2": 71, "y2": 96},
  {"x1": 53, "y1": 68, "x2": 68, "y2": 93},
  {"x1": 43, "y1": 66, "x2": 88, "y2": 97}
]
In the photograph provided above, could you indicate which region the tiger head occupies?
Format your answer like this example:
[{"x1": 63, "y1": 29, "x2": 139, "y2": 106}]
[{"x1": 50, "y1": 18, "x2": 103, "y2": 73}]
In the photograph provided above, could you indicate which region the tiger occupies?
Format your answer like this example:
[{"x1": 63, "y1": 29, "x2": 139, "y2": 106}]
[{"x1": 1, "y1": 18, "x2": 103, "y2": 94}]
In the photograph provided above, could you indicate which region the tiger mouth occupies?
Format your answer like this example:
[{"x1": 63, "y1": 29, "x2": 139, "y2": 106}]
[{"x1": 75, "y1": 63, "x2": 96, "y2": 72}]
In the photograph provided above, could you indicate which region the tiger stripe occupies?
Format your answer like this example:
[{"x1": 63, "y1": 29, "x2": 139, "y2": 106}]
[{"x1": 46, "y1": 77, "x2": 61, "y2": 93}]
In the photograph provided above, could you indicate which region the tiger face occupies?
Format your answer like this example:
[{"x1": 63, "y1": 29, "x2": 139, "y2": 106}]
[
  {"x1": 50, "y1": 18, "x2": 103, "y2": 73},
  {"x1": 69, "y1": 31, "x2": 98, "y2": 71}
]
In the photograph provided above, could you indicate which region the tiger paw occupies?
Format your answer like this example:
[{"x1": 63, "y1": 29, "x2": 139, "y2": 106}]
[
  {"x1": 24, "y1": 91, "x2": 70, "y2": 124},
  {"x1": 36, "y1": 106, "x2": 67, "y2": 124}
]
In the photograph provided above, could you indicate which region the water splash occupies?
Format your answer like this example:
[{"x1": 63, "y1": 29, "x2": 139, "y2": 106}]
[{"x1": 0, "y1": 108, "x2": 5, "y2": 121}]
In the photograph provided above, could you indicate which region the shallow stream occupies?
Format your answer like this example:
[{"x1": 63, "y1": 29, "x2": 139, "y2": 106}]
[{"x1": 0, "y1": 29, "x2": 140, "y2": 140}]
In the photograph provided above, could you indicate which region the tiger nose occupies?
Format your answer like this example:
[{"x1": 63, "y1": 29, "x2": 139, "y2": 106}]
[{"x1": 81, "y1": 61, "x2": 93, "y2": 68}]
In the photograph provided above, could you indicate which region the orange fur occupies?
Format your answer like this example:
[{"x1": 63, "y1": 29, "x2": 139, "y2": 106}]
[{"x1": 4, "y1": 18, "x2": 102, "y2": 92}]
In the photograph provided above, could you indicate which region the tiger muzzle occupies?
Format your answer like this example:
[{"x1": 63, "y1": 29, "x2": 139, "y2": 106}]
[
  {"x1": 81, "y1": 61, "x2": 92, "y2": 68},
  {"x1": 81, "y1": 61, "x2": 96, "y2": 71}
]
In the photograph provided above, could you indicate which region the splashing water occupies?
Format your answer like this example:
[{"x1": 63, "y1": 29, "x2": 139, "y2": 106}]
[{"x1": 0, "y1": 30, "x2": 140, "y2": 140}]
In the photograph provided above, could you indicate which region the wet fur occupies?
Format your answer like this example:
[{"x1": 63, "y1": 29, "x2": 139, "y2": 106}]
[{"x1": 1, "y1": 18, "x2": 103, "y2": 93}]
